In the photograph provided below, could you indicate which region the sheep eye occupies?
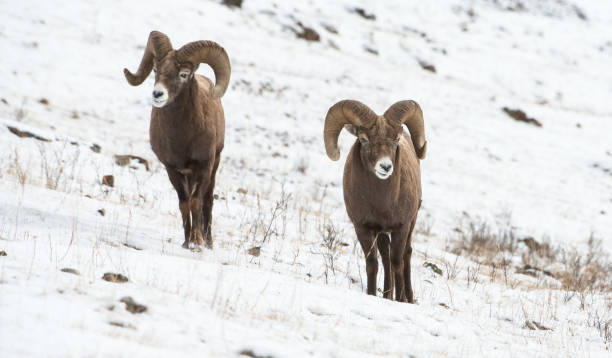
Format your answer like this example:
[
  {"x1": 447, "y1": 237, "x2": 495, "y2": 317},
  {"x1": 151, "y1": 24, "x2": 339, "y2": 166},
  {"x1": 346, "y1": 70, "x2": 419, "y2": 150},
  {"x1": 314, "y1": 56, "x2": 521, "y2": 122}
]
[
  {"x1": 179, "y1": 72, "x2": 189, "y2": 79},
  {"x1": 359, "y1": 137, "x2": 369, "y2": 144}
]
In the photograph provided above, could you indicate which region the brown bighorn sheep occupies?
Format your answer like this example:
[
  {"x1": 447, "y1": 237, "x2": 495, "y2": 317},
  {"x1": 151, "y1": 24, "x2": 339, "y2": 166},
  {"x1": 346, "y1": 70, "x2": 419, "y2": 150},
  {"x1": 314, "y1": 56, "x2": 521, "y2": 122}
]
[
  {"x1": 324, "y1": 100, "x2": 427, "y2": 303},
  {"x1": 124, "y1": 31, "x2": 230, "y2": 249}
]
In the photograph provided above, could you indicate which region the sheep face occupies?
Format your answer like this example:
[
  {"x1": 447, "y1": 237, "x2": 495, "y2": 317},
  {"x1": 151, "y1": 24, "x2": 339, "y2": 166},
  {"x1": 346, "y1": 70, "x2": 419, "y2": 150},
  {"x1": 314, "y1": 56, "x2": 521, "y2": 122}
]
[
  {"x1": 355, "y1": 120, "x2": 401, "y2": 180},
  {"x1": 151, "y1": 52, "x2": 195, "y2": 108}
]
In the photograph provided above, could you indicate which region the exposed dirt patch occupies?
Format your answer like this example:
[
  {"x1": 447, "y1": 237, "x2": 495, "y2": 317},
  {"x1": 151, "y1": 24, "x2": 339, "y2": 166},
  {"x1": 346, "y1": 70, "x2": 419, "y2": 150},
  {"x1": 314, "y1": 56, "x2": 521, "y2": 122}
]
[
  {"x1": 102, "y1": 272, "x2": 128, "y2": 283},
  {"x1": 102, "y1": 175, "x2": 114, "y2": 187},
  {"x1": 114, "y1": 154, "x2": 149, "y2": 171},
  {"x1": 60, "y1": 268, "x2": 80, "y2": 275},
  {"x1": 7, "y1": 126, "x2": 51, "y2": 142},
  {"x1": 120, "y1": 296, "x2": 147, "y2": 314}
]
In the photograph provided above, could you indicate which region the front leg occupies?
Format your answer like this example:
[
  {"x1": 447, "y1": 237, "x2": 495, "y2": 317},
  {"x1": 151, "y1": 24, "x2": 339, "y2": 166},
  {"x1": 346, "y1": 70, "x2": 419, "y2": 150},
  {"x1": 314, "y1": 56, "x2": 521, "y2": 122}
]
[
  {"x1": 355, "y1": 225, "x2": 378, "y2": 296},
  {"x1": 391, "y1": 226, "x2": 409, "y2": 302},
  {"x1": 165, "y1": 167, "x2": 191, "y2": 248},
  {"x1": 376, "y1": 232, "x2": 393, "y2": 299}
]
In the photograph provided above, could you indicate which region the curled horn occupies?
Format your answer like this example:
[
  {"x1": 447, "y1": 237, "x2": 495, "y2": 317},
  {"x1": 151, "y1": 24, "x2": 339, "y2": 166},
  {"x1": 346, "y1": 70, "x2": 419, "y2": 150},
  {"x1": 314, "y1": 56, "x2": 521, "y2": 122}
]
[
  {"x1": 176, "y1": 40, "x2": 231, "y2": 99},
  {"x1": 384, "y1": 100, "x2": 427, "y2": 159},
  {"x1": 124, "y1": 31, "x2": 173, "y2": 86},
  {"x1": 323, "y1": 100, "x2": 378, "y2": 161}
]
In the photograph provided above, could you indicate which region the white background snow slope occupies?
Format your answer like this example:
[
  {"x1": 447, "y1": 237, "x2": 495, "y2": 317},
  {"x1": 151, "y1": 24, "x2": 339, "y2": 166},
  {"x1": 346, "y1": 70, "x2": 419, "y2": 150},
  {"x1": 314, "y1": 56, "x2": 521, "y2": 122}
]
[{"x1": 0, "y1": 0, "x2": 611, "y2": 357}]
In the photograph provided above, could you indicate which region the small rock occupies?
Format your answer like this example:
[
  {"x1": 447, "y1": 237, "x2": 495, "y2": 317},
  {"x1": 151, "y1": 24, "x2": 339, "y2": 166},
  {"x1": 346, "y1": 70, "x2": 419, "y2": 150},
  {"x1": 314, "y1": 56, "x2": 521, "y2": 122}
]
[
  {"x1": 90, "y1": 143, "x2": 101, "y2": 153},
  {"x1": 322, "y1": 23, "x2": 338, "y2": 34},
  {"x1": 213, "y1": 194, "x2": 219, "y2": 200},
  {"x1": 38, "y1": 98, "x2": 49, "y2": 105},
  {"x1": 239, "y1": 349, "x2": 274, "y2": 358},
  {"x1": 423, "y1": 262, "x2": 442, "y2": 276},
  {"x1": 60, "y1": 268, "x2": 80, "y2": 275},
  {"x1": 0, "y1": 250, "x2": 7, "y2": 257},
  {"x1": 418, "y1": 60, "x2": 436, "y2": 73},
  {"x1": 364, "y1": 46, "x2": 378, "y2": 55},
  {"x1": 576, "y1": 123, "x2": 582, "y2": 128},
  {"x1": 221, "y1": 0, "x2": 242, "y2": 8},
  {"x1": 98, "y1": 209, "x2": 105, "y2": 216},
  {"x1": 120, "y1": 296, "x2": 147, "y2": 314},
  {"x1": 237, "y1": 188, "x2": 248, "y2": 195},
  {"x1": 71, "y1": 111, "x2": 79, "y2": 119},
  {"x1": 123, "y1": 243, "x2": 142, "y2": 251},
  {"x1": 248, "y1": 246, "x2": 261, "y2": 257},
  {"x1": 102, "y1": 175, "x2": 114, "y2": 187},
  {"x1": 102, "y1": 272, "x2": 128, "y2": 283},
  {"x1": 353, "y1": 8, "x2": 376, "y2": 20},
  {"x1": 502, "y1": 107, "x2": 542, "y2": 127},
  {"x1": 109, "y1": 321, "x2": 135, "y2": 329},
  {"x1": 295, "y1": 22, "x2": 320, "y2": 42}
]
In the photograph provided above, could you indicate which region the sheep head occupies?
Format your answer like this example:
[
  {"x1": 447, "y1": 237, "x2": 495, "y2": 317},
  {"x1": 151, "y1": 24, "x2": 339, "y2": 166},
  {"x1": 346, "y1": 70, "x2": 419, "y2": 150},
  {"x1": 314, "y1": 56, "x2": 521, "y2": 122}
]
[
  {"x1": 324, "y1": 100, "x2": 426, "y2": 180},
  {"x1": 123, "y1": 31, "x2": 231, "y2": 107}
]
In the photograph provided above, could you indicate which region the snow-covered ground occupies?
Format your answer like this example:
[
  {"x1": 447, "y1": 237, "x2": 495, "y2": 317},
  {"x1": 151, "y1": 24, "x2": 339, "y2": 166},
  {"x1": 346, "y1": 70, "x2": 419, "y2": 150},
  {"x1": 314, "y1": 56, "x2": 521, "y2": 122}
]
[{"x1": 0, "y1": 0, "x2": 610, "y2": 357}]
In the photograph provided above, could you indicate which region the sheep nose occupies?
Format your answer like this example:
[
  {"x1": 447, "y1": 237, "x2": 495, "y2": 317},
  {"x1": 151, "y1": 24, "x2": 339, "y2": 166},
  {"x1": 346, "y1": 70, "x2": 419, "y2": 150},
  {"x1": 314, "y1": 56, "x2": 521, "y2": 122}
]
[
  {"x1": 380, "y1": 163, "x2": 392, "y2": 172},
  {"x1": 152, "y1": 90, "x2": 164, "y2": 98}
]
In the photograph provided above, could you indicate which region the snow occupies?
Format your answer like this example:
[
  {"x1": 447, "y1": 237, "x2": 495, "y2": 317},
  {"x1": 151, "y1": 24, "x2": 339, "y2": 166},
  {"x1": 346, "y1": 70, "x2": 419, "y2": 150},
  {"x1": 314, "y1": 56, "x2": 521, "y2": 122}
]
[{"x1": 0, "y1": 0, "x2": 611, "y2": 357}]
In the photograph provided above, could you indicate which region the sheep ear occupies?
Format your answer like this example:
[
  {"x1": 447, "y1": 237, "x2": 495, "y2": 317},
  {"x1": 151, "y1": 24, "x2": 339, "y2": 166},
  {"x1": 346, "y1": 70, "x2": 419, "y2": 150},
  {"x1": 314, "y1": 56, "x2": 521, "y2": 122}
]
[{"x1": 344, "y1": 124, "x2": 358, "y2": 136}]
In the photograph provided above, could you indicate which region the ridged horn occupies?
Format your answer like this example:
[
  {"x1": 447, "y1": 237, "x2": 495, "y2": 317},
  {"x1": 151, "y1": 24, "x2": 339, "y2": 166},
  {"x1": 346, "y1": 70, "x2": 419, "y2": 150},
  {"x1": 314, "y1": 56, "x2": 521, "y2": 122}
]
[
  {"x1": 383, "y1": 100, "x2": 427, "y2": 159},
  {"x1": 323, "y1": 100, "x2": 378, "y2": 161},
  {"x1": 176, "y1": 40, "x2": 231, "y2": 99},
  {"x1": 124, "y1": 31, "x2": 173, "y2": 86}
]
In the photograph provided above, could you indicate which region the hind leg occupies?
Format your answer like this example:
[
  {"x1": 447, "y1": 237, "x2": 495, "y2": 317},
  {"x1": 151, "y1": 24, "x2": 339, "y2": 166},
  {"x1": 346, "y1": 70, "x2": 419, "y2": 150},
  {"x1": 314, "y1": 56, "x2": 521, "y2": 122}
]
[
  {"x1": 201, "y1": 153, "x2": 221, "y2": 248},
  {"x1": 403, "y1": 218, "x2": 418, "y2": 304}
]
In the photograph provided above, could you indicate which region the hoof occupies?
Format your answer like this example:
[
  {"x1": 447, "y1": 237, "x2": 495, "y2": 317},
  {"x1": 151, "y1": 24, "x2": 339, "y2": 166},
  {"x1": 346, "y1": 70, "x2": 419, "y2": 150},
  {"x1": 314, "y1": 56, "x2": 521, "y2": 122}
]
[
  {"x1": 189, "y1": 243, "x2": 203, "y2": 252},
  {"x1": 181, "y1": 240, "x2": 190, "y2": 249},
  {"x1": 189, "y1": 229, "x2": 205, "y2": 246},
  {"x1": 204, "y1": 235, "x2": 213, "y2": 249}
]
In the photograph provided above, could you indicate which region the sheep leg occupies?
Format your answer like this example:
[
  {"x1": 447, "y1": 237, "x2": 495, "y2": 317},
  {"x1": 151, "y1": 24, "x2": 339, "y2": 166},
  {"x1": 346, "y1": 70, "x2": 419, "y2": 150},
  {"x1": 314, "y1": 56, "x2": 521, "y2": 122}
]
[
  {"x1": 376, "y1": 233, "x2": 393, "y2": 299},
  {"x1": 403, "y1": 218, "x2": 417, "y2": 304},
  {"x1": 166, "y1": 167, "x2": 191, "y2": 248},
  {"x1": 201, "y1": 153, "x2": 221, "y2": 248},
  {"x1": 188, "y1": 169, "x2": 208, "y2": 249},
  {"x1": 391, "y1": 227, "x2": 408, "y2": 302},
  {"x1": 356, "y1": 226, "x2": 378, "y2": 296}
]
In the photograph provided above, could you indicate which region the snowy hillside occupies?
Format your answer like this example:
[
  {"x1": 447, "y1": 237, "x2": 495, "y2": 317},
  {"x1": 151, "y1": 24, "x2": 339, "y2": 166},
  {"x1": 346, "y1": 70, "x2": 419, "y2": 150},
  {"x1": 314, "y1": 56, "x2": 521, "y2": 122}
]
[{"x1": 0, "y1": 0, "x2": 611, "y2": 357}]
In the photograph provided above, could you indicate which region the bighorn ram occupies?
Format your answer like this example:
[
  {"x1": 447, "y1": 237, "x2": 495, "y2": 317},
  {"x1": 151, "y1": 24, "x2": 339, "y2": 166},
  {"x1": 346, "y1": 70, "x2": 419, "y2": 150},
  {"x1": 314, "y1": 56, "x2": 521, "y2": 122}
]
[
  {"x1": 324, "y1": 100, "x2": 427, "y2": 303},
  {"x1": 124, "y1": 31, "x2": 230, "y2": 249}
]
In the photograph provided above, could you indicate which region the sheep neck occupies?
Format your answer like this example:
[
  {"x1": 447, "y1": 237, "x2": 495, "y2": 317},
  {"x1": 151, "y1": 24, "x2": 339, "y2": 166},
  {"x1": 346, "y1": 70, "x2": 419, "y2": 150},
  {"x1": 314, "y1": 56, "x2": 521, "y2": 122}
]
[{"x1": 160, "y1": 79, "x2": 199, "y2": 123}]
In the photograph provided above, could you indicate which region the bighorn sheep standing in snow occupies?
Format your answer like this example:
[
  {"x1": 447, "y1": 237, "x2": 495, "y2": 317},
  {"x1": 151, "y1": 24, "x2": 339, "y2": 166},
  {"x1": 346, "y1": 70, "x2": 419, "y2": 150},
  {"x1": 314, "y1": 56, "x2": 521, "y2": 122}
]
[
  {"x1": 124, "y1": 31, "x2": 230, "y2": 249},
  {"x1": 324, "y1": 100, "x2": 427, "y2": 303}
]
